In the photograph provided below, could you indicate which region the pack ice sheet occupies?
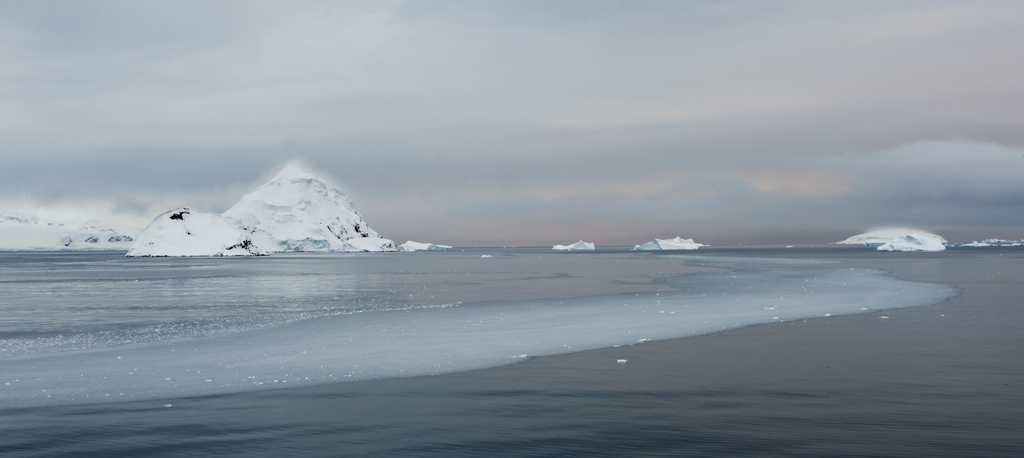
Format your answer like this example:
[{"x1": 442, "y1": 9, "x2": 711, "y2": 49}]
[{"x1": 0, "y1": 251, "x2": 955, "y2": 409}]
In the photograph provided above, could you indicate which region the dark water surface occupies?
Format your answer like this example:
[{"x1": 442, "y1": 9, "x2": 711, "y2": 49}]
[{"x1": 1, "y1": 248, "x2": 1022, "y2": 457}]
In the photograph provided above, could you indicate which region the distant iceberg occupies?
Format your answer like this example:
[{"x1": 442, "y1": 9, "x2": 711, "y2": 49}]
[
  {"x1": 960, "y1": 239, "x2": 1023, "y2": 247},
  {"x1": 632, "y1": 237, "x2": 704, "y2": 251},
  {"x1": 126, "y1": 208, "x2": 265, "y2": 257},
  {"x1": 877, "y1": 233, "x2": 946, "y2": 252},
  {"x1": 223, "y1": 164, "x2": 396, "y2": 252},
  {"x1": 552, "y1": 240, "x2": 595, "y2": 251},
  {"x1": 398, "y1": 241, "x2": 453, "y2": 252},
  {"x1": 837, "y1": 228, "x2": 947, "y2": 247}
]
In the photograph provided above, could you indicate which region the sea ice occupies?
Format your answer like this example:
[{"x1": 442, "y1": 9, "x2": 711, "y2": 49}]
[
  {"x1": 126, "y1": 208, "x2": 265, "y2": 257},
  {"x1": 398, "y1": 241, "x2": 454, "y2": 252},
  {"x1": 632, "y1": 237, "x2": 704, "y2": 251},
  {"x1": 0, "y1": 255, "x2": 956, "y2": 410},
  {"x1": 552, "y1": 240, "x2": 596, "y2": 251},
  {"x1": 877, "y1": 233, "x2": 946, "y2": 252}
]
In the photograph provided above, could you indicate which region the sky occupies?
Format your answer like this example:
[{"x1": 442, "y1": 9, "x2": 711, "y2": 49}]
[{"x1": 1, "y1": 0, "x2": 1022, "y2": 246}]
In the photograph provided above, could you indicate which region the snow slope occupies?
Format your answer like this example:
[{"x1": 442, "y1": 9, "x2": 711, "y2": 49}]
[
  {"x1": 223, "y1": 165, "x2": 395, "y2": 252},
  {"x1": 126, "y1": 208, "x2": 264, "y2": 257},
  {"x1": 0, "y1": 211, "x2": 136, "y2": 251},
  {"x1": 877, "y1": 233, "x2": 946, "y2": 252},
  {"x1": 632, "y1": 237, "x2": 704, "y2": 251},
  {"x1": 837, "y1": 228, "x2": 947, "y2": 246},
  {"x1": 553, "y1": 240, "x2": 596, "y2": 251},
  {"x1": 398, "y1": 241, "x2": 453, "y2": 252}
]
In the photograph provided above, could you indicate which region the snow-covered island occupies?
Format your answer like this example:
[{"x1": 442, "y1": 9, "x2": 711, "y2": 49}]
[
  {"x1": 0, "y1": 212, "x2": 137, "y2": 251},
  {"x1": 876, "y1": 233, "x2": 946, "y2": 252},
  {"x1": 127, "y1": 208, "x2": 265, "y2": 257},
  {"x1": 223, "y1": 165, "x2": 395, "y2": 253},
  {"x1": 836, "y1": 228, "x2": 948, "y2": 247},
  {"x1": 552, "y1": 240, "x2": 595, "y2": 251},
  {"x1": 127, "y1": 165, "x2": 397, "y2": 257},
  {"x1": 398, "y1": 241, "x2": 453, "y2": 252},
  {"x1": 632, "y1": 237, "x2": 704, "y2": 251}
]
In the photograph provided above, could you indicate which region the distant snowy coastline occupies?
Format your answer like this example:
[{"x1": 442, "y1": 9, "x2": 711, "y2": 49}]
[{"x1": 0, "y1": 211, "x2": 136, "y2": 251}]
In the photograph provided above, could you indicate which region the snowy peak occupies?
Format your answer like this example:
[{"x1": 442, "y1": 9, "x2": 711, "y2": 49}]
[{"x1": 223, "y1": 165, "x2": 393, "y2": 252}]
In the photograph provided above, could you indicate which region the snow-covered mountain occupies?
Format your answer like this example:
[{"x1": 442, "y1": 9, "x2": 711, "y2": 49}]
[
  {"x1": 126, "y1": 208, "x2": 264, "y2": 257},
  {"x1": 222, "y1": 165, "x2": 395, "y2": 252},
  {"x1": 0, "y1": 211, "x2": 137, "y2": 251},
  {"x1": 877, "y1": 233, "x2": 946, "y2": 252}
]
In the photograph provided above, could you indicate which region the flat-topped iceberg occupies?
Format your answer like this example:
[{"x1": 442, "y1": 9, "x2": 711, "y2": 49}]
[
  {"x1": 877, "y1": 233, "x2": 946, "y2": 252},
  {"x1": 632, "y1": 237, "x2": 705, "y2": 251},
  {"x1": 223, "y1": 164, "x2": 395, "y2": 252},
  {"x1": 553, "y1": 240, "x2": 595, "y2": 251},
  {"x1": 837, "y1": 228, "x2": 947, "y2": 246},
  {"x1": 126, "y1": 208, "x2": 265, "y2": 257},
  {"x1": 398, "y1": 241, "x2": 453, "y2": 252},
  {"x1": 0, "y1": 211, "x2": 137, "y2": 251}
]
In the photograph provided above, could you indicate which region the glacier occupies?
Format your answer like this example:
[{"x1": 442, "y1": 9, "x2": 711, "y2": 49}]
[
  {"x1": 836, "y1": 228, "x2": 947, "y2": 246},
  {"x1": 126, "y1": 208, "x2": 265, "y2": 257},
  {"x1": 877, "y1": 233, "x2": 946, "y2": 252},
  {"x1": 0, "y1": 211, "x2": 136, "y2": 251},
  {"x1": 960, "y1": 239, "x2": 1023, "y2": 247},
  {"x1": 223, "y1": 165, "x2": 395, "y2": 253},
  {"x1": 398, "y1": 241, "x2": 454, "y2": 252},
  {"x1": 553, "y1": 240, "x2": 596, "y2": 251},
  {"x1": 632, "y1": 237, "x2": 704, "y2": 251}
]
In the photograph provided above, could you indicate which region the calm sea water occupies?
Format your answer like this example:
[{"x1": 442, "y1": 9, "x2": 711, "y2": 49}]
[{"x1": 0, "y1": 248, "x2": 1021, "y2": 457}]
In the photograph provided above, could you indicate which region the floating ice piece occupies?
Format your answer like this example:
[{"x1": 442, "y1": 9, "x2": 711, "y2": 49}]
[
  {"x1": 126, "y1": 208, "x2": 265, "y2": 257},
  {"x1": 836, "y1": 228, "x2": 947, "y2": 246},
  {"x1": 398, "y1": 241, "x2": 453, "y2": 252},
  {"x1": 480, "y1": 255, "x2": 492, "y2": 258},
  {"x1": 552, "y1": 240, "x2": 595, "y2": 251},
  {"x1": 877, "y1": 233, "x2": 946, "y2": 252},
  {"x1": 617, "y1": 359, "x2": 628, "y2": 365},
  {"x1": 223, "y1": 164, "x2": 395, "y2": 252},
  {"x1": 632, "y1": 237, "x2": 704, "y2": 251}
]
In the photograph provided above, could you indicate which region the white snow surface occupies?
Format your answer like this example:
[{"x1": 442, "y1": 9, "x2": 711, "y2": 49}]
[
  {"x1": 223, "y1": 165, "x2": 395, "y2": 252},
  {"x1": 553, "y1": 240, "x2": 596, "y2": 251},
  {"x1": 877, "y1": 233, "x2": 947, "y2": 252},
  {"x1": 398, "y1": 241, "x2": 453, "y2": 252},
  {"x1": 837, "y1": 228, "x2": 947, "y2": 246},
  {"x1": 0, "y1": 211, "x2": 136, "y2": 251},
  {"x1": 633, "y1": 237, "x2": 704, "y2": 251},
  {"x1": 126, "y1": 208, "x2": 265, "y2": 257}
]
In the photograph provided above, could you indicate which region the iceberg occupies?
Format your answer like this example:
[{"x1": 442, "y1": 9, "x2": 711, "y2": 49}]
[
  {"x1": 877, "y1": 233, "x2": 946, "y2": 252},
  {"x1": 126, "y1": 208, "x2": 265, "y2": 257},
  {"x1": 552, "y1": 240, "x2": 596, "y2": 251},
  {"x1": 223, "y1": 164, "x2": 395, "y2": 252},
  {"x1": 632, "y1": 237, "x2": 704, "y2": 251},
  {"x1": 398, "y1": 241, "x2": 453, "y2": 252},
  {"x1": 961, "y1": 239, "x2": 1023, "y2": 247},
  {"x1": 836, "y1": 228, "x2": 948, "y2": 246},
  {"x1": 0, "y1": 211, "x2": 137, "y2": 251}
]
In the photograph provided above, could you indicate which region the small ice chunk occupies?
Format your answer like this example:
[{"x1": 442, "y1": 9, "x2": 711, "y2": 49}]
[
  {"x1": 616, "y1": 359, "x2": 628, "y2": 365},
  {"x1": 480, "y1": 255, "x2": 492, "y2": 258}
]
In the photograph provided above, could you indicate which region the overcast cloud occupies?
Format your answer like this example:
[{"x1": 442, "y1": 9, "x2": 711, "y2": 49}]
[{"x1": 1, "y1": 1, "x2": 1022, "y2": 245}]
